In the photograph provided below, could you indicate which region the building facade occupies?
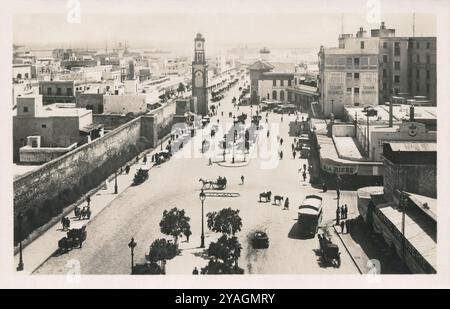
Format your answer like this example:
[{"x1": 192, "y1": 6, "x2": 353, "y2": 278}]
[
  {"x1": 318, "y1": 37, "x2": 379, "y2": 117},
  {"x1": 192, "y1": 33, "x2": 209, "y2": 116}
]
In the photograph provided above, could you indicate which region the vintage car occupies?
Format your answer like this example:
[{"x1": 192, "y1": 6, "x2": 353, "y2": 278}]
[
  {"x1": 133, "y1": 167, "x2": 150, "y2": 185},
  {"x1": 251, "y1": 230, "x2": 269, "y2": 249}
]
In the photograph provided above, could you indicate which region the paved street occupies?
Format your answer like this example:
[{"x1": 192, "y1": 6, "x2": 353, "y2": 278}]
[{"x1": 33, "y1": 82, "x2": 360, "y2": 275}]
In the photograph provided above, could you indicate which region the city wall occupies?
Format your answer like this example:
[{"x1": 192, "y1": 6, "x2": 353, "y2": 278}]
[{"x1": 13, "y1": 98, "x2": 180, "y2": 242}]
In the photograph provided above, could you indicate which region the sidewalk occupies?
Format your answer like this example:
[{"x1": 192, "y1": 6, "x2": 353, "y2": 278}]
[{"x1": 14, "y1": 137, "x2": 175, "y2": 274}]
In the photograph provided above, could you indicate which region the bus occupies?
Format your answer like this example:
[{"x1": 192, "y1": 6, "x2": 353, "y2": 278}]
[{"x1": 298, "y1": 195, "x2": 323, "y2": 237}]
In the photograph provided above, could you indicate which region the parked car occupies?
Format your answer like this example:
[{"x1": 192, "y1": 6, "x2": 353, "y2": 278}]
[{"x1": 251, "y1": 230, "x2": 269, "y2": 249}]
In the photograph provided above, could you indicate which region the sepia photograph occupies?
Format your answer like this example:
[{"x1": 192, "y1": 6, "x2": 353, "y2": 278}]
[{"x1": 1, "y1": 0, "x2": 450, "y2": 290}]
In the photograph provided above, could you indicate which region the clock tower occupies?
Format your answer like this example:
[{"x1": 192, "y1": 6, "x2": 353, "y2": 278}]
[{"x1": 192, "y1": 33, "x2": 208, "y2": 116}]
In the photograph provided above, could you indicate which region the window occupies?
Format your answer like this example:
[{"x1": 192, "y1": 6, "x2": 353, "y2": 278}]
[
  {"x1": 383, "y1": 69, "x2": 387, "y2": 78},
  {"x1": 394, "y1": 42, "x2": 400, "y2": 56},
  {"x1": 383, "y1": 42, "x2": 388, "y2": 49},
  {"x1": 67, "y1": 88, "x2": 73, "y2": 96},
  {"x1": 354, "y1": 102, "x2": 360, "y2": 107},
  {"x1": 56, "y1": 88, "x2": 62, "y2": 95},
  {"x1": 361, "y1": 41, "x2": 365, "y2": 49},
  {"x1": 426, "y1": 55, "x2": 430, "y2": 64},
  {"x1": 47, "y1": 87, "x2": 52, "y2": 95},
  {"x1": 273, "y1": 80, "x2": 276, "y2": 87},
  {"x1": 394, "y1": 61, "x2": 400, "y2": 70},
  {"x1": 383, "y1": 82, "x2": 387, "y2": 90},
  {"x1": 272, "y1": 90, "x2": 277, "y2": 100},
  {"x1": 354, "y1": 73, "x2": 360, "y2": 79},
  {"x1": 346, "y1": 72, "x2": 352, "y2": 79},
  {"x1": 426, "y1": 70, "x2": 430, "y2": 79},
  {"x1": 354, "y1": 87, "x2": 360, "y2": 94},
  {"x1": 346, "y1": 57, "x2": 352, "y2": 66},
  {"x1": 416, "y1": 55, "x2": 420, "y2": 63},
  {"x1": 280, "y1": 80, "x2": 284, "y2": 86},
  {"x1": 416, "y1": 69, "x2": 420, "y2": 79},
  {"x1": 354, "y1": 58, "x2": 360, "y2": 66},
  {"x1": 383, "y1": 55, "x2": 388, "y2": 63},
  {"x1": 394, "y1": 75, "x2": 400, "y2": 83},
  {"x1": 23, "y1": 107, "x2": 28, "y2": 113},
  {"x1": 346, "y1": 88, "x2": 352, "y2": 94},
  {"x1": 427, "y1": 42, "x2": 431, "y2": 49},
  {"x1": 41, "y1": 124, "x2": 47, "y2": 128}
]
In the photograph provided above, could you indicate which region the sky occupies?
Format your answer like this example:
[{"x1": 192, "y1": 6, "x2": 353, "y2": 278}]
[{"x1": 13, "y1": 8, "x2": 436, "y2": 53}]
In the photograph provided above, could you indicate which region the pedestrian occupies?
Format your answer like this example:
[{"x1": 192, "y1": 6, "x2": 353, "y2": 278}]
[
  {"x1": 192, "y1": 267, "x2": 199, "y2": 275},
  {"x1": 267, "y1": 130, "x2": 270, "y2": 138},
  {"x1": 143, "y1": 155, "x2": 147, "y2": 164},
  {"x1": 303, "y1": 163, "x2": 307, "y2": 172},
  {"x1": 280, "y1": 138, "x2": 284, "y2": 145},
  {"x1": 241, "y1": 175, "x2": 245, "y2": 185},
  {"x1": 345, "y1": 220, "x2": 351, "y2": 234},
  {"x1": 336, "y1": 188, "x2": 340, "y2": 200},
  {"x1": 136, "y1": 156, "x2": 139, "y2": 163},
  {"x1": 151, "y1": 154, "x2": 155, "y2": 162},
  {"x1": 209, "y1": 157, "x2": 212, "y2": 166},
  {"x1": 344, "y1": 204, "x2": 348, "y2": 219},
  {"x1": 86, "y1": 195, "x2": 91, "y2": 207},
  {"x1": 322, "y1": 182, "x2": 327, "y2": 192},
  {"x1": 284, "y1": 198, "x2": 289, "y2": 210},
  {"x1": 281, "y1": 116, "x2": 283, "y2": 122},
  {"x1": 336, "y1": 207, "x2": 340, "y2": 225},
  {"x1": 279, "y1": 150, "x2": 283, "y2": 160},
  {"x1": 291, "y1": 143, "x2": 295, "y2": 152},
  {"x1": 340, "y1": 220, "x2": 345, "y2": 234},
  {"x1": 293, "y1": 151, "x2": 296, "y2": 159},
  {"x1": 302, "y1": 171, "x2": 307, "y2": 182},
  {"x1": 61, "y1": 216, "x2": 66, "y2": 230},
  {"x1": 125, "y1": 165, "x2": 130, "y2": 174},
  {"x1": 340, "y1": 206, "x2": 345, "y2": 221},
  {"x1": 66, "y1": 217, "x2": 71, "y2": 229}
]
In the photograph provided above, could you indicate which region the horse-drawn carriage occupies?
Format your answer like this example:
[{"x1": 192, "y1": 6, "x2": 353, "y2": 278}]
[
  {"x1": 235, "y1": 113, "x2": 247, "y2": 124},
  {"x1": 58, "y1": 222, "x2": 87, "y2": 253},
  {"x1": 155, "y1": 151, "x2": 172, "y2": 165},
  {"x1": 133, "y1": 167, "x2": 149, "y2": 185},
  {"x1": 199, "y1": 176, "x2": 227, "y2": 190},
  {"x1": 318, "y1": 234, "x2": 341, "y2": 267}
]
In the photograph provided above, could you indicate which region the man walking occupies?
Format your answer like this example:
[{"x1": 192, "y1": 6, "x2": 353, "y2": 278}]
[
  {"x1": 86, "y1": 195, "x2": 91, "y2": 207},
  {"x1": 336, "y1": 188, "x2": 340, "y2": 200},
  {"x1": 340, "y1": 205, "x2": 345, "y2": 220},
  {"x1": 284, "y1": 198, "x2": 290, "y2": 210},
  {"x1": 143, "y1": 155, "x2": 147, "y2": 164},
  {"x1": 344, "y1": 204, "x2": 348, "y2": 219},
  {"x1": 241, "y1": 175, "x2": 245, "y2": 185},
  {"x1": 192, "y1": 267, "x2": 199, "y2": 275},
  {"x1": 293, "y1": 151, "x2": 296, "y2": 159},
  {"x1": 336, "y1": 207, "x2": 340, "y2": 225},
  {"x1": 302, "y1": 171, "x2": 307, "y2": 182},
  {"x1": 340, "y1": 220, "x2": 345, "y2": 234}
]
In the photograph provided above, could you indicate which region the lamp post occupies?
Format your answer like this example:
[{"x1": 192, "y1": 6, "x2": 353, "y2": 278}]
[
  {"x1": 331, "y1": 99, "x2": 334, "y2": 116},
  {"x1": 128, "y1": 237, "x2": 136, "y2": 274},
  {"x1": 223, "y1": 134, "x2": 227, "y2": 162},
  {"x1": 232, "y1": 130, "x2": 237, "y2": 164},
  {"x1": 114, "y1": 171, "x2": 118, "y2": 194},
  {"x1": 199, "y1": 189, "x2": 206, "y2": 248},
  {"x1": 16, "y1": 212, "x2": 24, "y2": 271}
]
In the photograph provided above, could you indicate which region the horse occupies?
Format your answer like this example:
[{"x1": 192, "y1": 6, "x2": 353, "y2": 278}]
[
  {"x1": 259, "y1": 191, "x2": 272, "y2": 202},
  {"x1": 274, "y1": 195, "x2": 284, "y2": 205},
  {"x1": 199, "y1": 178, "x2": 212, "y2": 189}
]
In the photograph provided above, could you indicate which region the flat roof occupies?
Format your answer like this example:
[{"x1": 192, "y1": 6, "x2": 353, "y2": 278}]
[
  {"x1": 386, "y1": 142, "x2": 436, "y2": 152},
  {"x1": 38, "y1": 104, "x2": 92, "y2": 118}
]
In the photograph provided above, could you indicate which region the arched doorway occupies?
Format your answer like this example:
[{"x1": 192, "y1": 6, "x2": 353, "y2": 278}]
[
  {"x1": 280, "y1": 90, "x2": 285, "y2": 101},
  {"x1": 272, "y1": 90, "x2": 277, "y2": 100}
]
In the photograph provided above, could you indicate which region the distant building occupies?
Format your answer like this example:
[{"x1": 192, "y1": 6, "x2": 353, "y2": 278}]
[
  {"x1": 39, "y1": 80, "x2": 76, "y2": 104},
  {"x1": 13, "y1": 95, "x2": 103, "y2": 163},
  {"x1": 248, "y1": 60, "x2": 296, "y2": 104}
]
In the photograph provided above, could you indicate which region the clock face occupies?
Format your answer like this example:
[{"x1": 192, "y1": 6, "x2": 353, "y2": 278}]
[
  {"x1": 195, "y1": 71, "x2": 204, "y2": 87},
  {"x1": 196, "y1": 42, "x2": 203, "y2": 49}
]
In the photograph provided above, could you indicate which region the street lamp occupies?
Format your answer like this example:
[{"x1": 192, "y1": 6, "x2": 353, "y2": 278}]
[
  {"x1": 114, "y1": 171, "x2": 118, "y2": 194},
  {"x1": 199, "y1": 189, "x2": 206, "y2": 248},
  {"x1": 16, "y1": 212, "x2": 24, "y2": 271},
  {"x1": 223, "y1": 134, "x2": 227, "y2": 162},
  {"x1": 331, "y1": 99, "x2": 334, "y2": 117},
  {"x1": 128, "y1": 237, "x2": 137, "y2": 274},
  {"x1": 232, "y1": 130, "x2": 237, "y2": 164}
]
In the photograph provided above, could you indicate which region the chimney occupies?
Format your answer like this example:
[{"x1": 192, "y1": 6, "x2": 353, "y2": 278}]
[
  {"x1": 388, "y1": 101, "x2": 393, "y2": 127},
  {"x1": 410, "y1": 104, "x2": 415, "y2": 122}
]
